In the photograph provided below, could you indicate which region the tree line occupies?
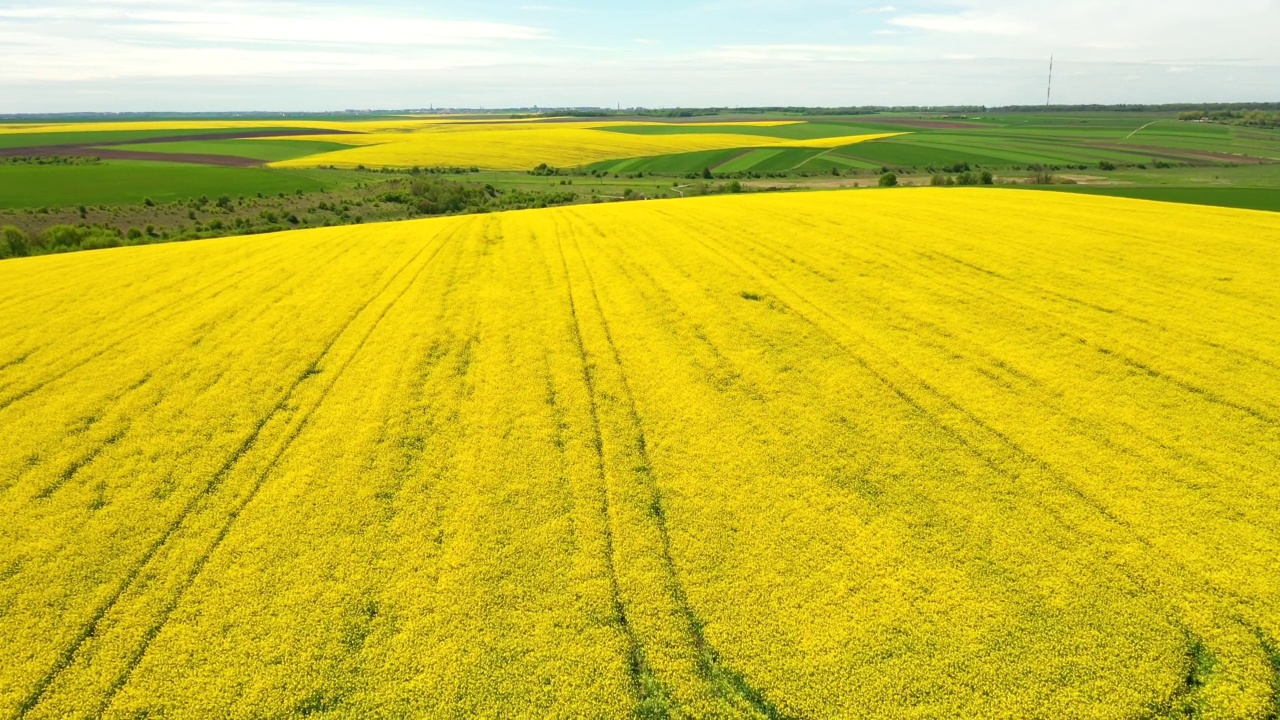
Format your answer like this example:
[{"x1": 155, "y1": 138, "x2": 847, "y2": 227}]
[{"x1": 1176, "y1": 109, "x2": 1280, "y2": 128}]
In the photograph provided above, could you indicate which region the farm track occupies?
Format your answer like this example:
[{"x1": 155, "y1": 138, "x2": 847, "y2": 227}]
[
  {"x1": 553, "y1": 230, "x2": 657, "y2": 710},
  {"x1": 2, "y1": 189, "x2": 1279, "y2": 717}
]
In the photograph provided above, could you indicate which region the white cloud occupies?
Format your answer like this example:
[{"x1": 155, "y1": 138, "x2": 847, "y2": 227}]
[
  {"x1": 0, "y1": 1, "x2": 552, "y2": 85},
  {"x1": 1, "y1": 0, "x2": 1277, "y2": 111},
  {"x1": 0, "y1": 4, "x2": 546, "y2": 46},
  {"x1": 705, "y1": 44, "x2": 901, "y2": 64},
  {"x1": 890, "y1": 12, "x2": 1032, "y2": 36},
  {"x1": 885, "y1": 0, "x2": 1280, "y2": 64}
]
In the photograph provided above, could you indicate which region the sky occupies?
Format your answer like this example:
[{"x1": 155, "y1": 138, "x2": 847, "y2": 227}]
[{"x1": 1, "y1": 0, "x2": 1278, "y2": 113}]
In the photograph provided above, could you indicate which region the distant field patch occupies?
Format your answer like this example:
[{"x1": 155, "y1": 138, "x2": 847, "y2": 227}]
[
  {"x1": 0, "y1": 127, "x2": 320, "y2": 151},
  {"x1": 715, "y1": 148, "x2": 788, "y2": 173},
  {"x1": 106, "y1": 139, "x2": 354, "y2": 163},
  {"x1": 599, "y1": 122, "x2": 904, "y2": 140},
  {"x1": 834, "y1": 138, "x2": 1014, "y2": 168}
]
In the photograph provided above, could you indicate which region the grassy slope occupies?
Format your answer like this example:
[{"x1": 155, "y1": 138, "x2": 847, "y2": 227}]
[
  {"x1": 0, "y1": 162, "x2": 341, "y2": 209},
  {"x1": 1021, "y1": 186, "x2": 1280, "y2": 213},
  {"x1": 1016, "y1": 162, "x2": 1280, "y2": 213}
]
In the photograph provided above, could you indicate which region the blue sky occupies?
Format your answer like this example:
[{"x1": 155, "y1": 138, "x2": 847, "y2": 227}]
[{"x1": 1, "y1": 0, "x2": 1277, "y2": 112}]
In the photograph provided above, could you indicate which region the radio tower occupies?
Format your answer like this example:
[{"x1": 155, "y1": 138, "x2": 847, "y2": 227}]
[{"x1": 1046, "y1": 56, "x2": 1054, "y2": 107}]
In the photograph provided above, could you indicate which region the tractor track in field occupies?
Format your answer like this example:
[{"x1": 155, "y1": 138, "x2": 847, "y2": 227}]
[
  {"x1": 16, "y1": 235, "x2": 442, "y2": 718},
  {"x1": 552, "y1": 228, "x2": 659, "y2": 711},
  {"x1": 91, "y1": 234, "x2": 449, "y2": 716},
  {"x1": 0, "y1": 242, "x2": 365, "y2": 516},
  {"x1": 0, "y1": 238, "x2": 358, "y2": 419},
  {"x1": 677, "y1": 212, "x2": 1140, "y2": 531},
  {"x1": 682, "y1": 214, "x2": 1280, "y2": 714},
  {"x1": 566, "y1": 223, "x2": 790, "y2": 719}
]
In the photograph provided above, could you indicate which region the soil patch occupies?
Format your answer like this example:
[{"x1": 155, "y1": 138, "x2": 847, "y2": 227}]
[
  {"x1": 101, "y1": 128, "x2": 357, "y2": 145},
  {"x1": 1092, "y1": 142, "x2": 1270, "y2": 165},
  {"x1": 838, "y1": 117, "x2": 980, "y2": 130},
  {"x1": 0, "y1": 128, "x2": 358, "y2": 166},
  {"x1": 1054, "y1": 174, "x2": 1116, "y2": 185}
]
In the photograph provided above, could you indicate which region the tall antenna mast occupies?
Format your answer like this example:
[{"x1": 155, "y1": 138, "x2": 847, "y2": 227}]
[{"x1": 1046, "y1": 55, "x2": 1054, "y2": 107}]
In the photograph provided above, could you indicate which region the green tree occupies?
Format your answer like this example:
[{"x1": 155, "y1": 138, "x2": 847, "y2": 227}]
[
  {"x1": 878, "y1": 172, "x2": 899, "y2": 187},
  {"x1": 701, "y1": 167, "x2": 713, "y2": 180}
]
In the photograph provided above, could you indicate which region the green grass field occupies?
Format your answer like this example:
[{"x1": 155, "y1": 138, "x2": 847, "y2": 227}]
[
  {"x1": 587, "y1": 113, "x2": 1280, "y2": 176},
  {"x1": 598, "y1": 121, "x2": 908, "y2": 139},
  {"x1": 3, "y1": 112, "x2": 1277, "y2": 218},
  {"x1": 0, "y1": 161, "x2": 341, "y2": 209},
  {"x1": 1021, "y1": 186, "x2": 1280, "y2": 213}
]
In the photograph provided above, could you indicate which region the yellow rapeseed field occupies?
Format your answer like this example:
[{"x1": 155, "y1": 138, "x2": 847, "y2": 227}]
[
  {"x1": 0, "y1": 118, "x2": 901, "y2": 170},
  {"x1": 0, "y1": 118, "x2": 799, "y2": 136},
  {"x1": 1, "y1": 189, "x2": 1278, "y2": 718},
  {"x1": 264, "y1": 123, "x2": 902, "y2": 170}
]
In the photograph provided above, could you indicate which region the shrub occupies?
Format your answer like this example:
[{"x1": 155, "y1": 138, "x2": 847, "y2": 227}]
[
  {"x1": 41, "y1": 225, "x2": 85, "y2": 250},
  {"x1": 878, "y1": 172, "x2": 899, "y2": 187},
  {"x1": 2, "y1": 225, "x2": 29, "y2": 258},
  {"x1": 79, "y1": 233, "x2": 121, "y2": 251}
]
